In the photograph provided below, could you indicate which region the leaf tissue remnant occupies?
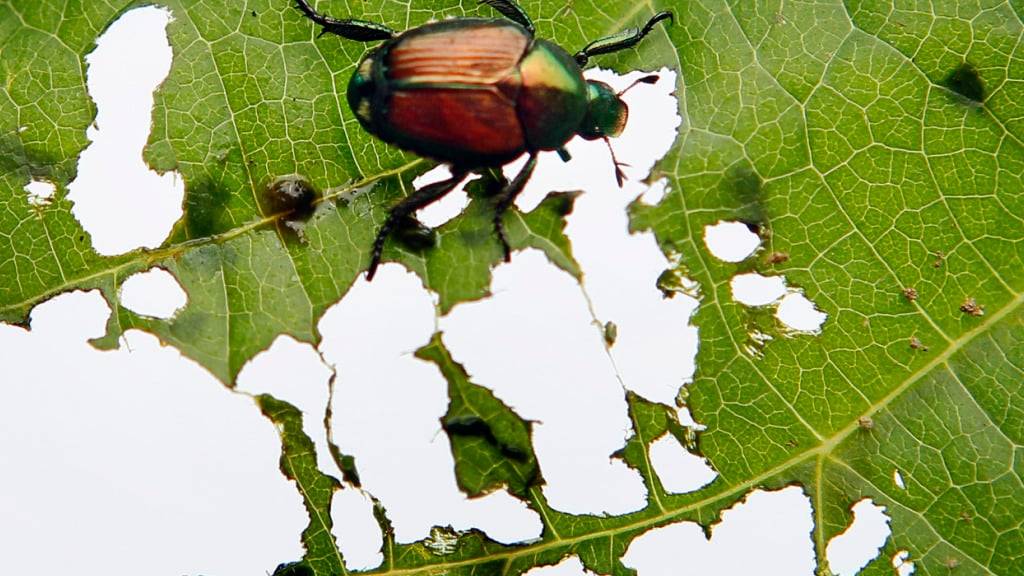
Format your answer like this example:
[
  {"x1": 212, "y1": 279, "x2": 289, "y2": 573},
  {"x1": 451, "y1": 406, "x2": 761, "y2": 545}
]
[{"x1": 945, "y1": 62, "x2": 985, "y2": 104}]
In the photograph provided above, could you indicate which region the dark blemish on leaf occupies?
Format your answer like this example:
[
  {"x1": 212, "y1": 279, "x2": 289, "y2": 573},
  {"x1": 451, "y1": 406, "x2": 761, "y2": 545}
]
[
  {"x1": 728, "y1": 164, "x2": 766, "y2": 229},
  {"x1": 943, "y1": 557, "x2": 960, "y2": 569},
  {"x1": 272, "y1": 561, "x2": 314, "y2": 576},
  {"x1": 444, "y1": 416, "x2": 530, "y2": 462},
  {"x1": 393, "y1": 215, "x2": 437, "y2": 251},
  {"x1": 858, "y1": 416, "x2": 874, "y2": 430},
  {"x1": 603, "y1": 321, "x2": 618, "y2": 346},
  {"x1": 544, "y1": 190, "x2": 580, "y2": 217},
  {"x1": 264, "y1": 175, "x2": 319, "y2": 221},
  {"x1": 78, "y1": 235, "x2": 85, "y2": 242},
  {"x1": 766, "y1": 251, "x2": 789, "y2": 265},
  {"x1": 265, "y1": 175, "x2": 322, "y2": 243},
  {"x1": 933, "y1": 251, "x2": 945, "y2": 268},
  {"x1": 251, "y1": 9, "x2": 257, "y2": 17},
  {"x1": 1, "y1": 132, "x2": 59, "y2": 180},
  {"x1": 785, "y1": 438, "x2": 799, "y2": 448},
  {"x1": 945, "y1": 62, "x2": 985, "y2": 104},
  {"x1": 902, "y1": 287, "x2": 918, "y2": 301},
  {"x1": 960, "y1": 297, "x2": 984, "y2": 317},
  {"x1": 184, "y1": 176, "x2": 230, "y2": 238},
  {"x1": 334, "y1": 451, "x2": 361, "y2": 487}
]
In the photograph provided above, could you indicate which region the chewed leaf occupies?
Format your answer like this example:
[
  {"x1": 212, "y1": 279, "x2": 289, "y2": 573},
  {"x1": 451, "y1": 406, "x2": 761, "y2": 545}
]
[{"x1": 1, "y1": 1, "x2": 1023, "y2": 576}]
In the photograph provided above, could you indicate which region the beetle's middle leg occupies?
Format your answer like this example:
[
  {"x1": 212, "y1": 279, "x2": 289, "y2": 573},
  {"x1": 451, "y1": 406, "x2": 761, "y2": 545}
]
[
  {"x1": 296, "y1": 0, "x2": 397, "y2": 41},
  {"x1": 367, "y1": 169, "x2": 469, "y2": 280},
  {"x1": 492, "y1": 154, "x2": 538, "y2": 262}
]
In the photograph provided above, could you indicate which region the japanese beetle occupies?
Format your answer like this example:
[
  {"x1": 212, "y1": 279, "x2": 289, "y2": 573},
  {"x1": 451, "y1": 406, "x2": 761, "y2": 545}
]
[{"x1": 296, "y1": 0, "x2": 672, "y2": 279}]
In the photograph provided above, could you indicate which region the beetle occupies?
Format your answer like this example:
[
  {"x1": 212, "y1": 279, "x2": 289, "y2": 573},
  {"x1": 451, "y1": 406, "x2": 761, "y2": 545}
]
[{"x1": 295, "y1": 0, "x2": 673, "y2": 279}]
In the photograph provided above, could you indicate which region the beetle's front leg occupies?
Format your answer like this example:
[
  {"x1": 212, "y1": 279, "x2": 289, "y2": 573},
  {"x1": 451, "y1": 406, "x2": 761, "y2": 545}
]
[
  {"x1": 492, "y1": 154, "x2": 538, "y2": 262},
  {"x1": 367, "y1": 169, "x2": 469, "y2": 280},
  {"x1": 296, "y1": 0, "x2": 397, "y2": 41},
  {"x1": 574, "y1": 11, "x2": 673, "y2": 67}
]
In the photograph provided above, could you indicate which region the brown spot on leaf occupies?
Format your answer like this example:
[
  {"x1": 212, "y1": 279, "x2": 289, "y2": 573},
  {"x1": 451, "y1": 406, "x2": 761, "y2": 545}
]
[
  {"x1": 960, "y1": 298, "x2": 984, "y2": 317},
  {"x1": 902, "y1": 287, "x2": 918, "y2": 301},
  {"x1": 909, "y1": 336, "x2": 927, "y2": 351}
]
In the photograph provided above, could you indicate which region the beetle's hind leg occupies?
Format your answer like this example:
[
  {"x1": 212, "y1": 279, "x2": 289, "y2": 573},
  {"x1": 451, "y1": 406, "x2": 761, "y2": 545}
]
[
  {"x1": 478, "y1": 0, "x2": 535, "y2": 35},
  {"x1": 492, "y1": 154, "x2": 538, "y2": 262},
  {"x1": 367, "y1": 169, "x2": 469, "y2": 281},
  {"x1": 574, "y1": 11, "x2": 673, "y2": 67},
  {"x1": 296, "y1": 0, "x2": 397, "y2": 41}
]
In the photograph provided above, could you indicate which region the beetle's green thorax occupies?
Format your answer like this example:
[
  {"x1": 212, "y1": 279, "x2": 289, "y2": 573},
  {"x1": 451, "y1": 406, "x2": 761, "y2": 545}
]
[
  {"x1": 516, "y1": 40, "x2": 587, "y2": 150},
  {"x1": 578, "y1": 80, "x2": 628, "y2": 140}
]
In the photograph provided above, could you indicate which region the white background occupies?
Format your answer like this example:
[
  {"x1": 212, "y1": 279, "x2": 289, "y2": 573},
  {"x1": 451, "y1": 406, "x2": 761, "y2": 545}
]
[{"x1": 0, "y1": 7, "x2": 897, "y2": 576}]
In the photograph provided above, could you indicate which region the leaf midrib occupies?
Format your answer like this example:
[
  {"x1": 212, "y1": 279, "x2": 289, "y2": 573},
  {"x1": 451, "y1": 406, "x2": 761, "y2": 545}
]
[{"x1": 0, "y1": 159, "x2": 423, "y2": 317}]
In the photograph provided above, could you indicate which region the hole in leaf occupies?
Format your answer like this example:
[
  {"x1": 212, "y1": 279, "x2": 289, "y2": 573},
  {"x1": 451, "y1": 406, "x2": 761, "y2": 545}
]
[
  {"x1": 440, "y1": 252, "x2": 648, "y2": 515},
  {"x1": 119, "y1": 267, "x2": 187, "y2": 319},
  {"x1": 66, "y1": 6, "x2": 184, "y2": 255},
  {"x1": 704, "y1": 221, "x2": 761, "y2": 262},
  {"x1": 621, "y1": 486, "x2": 815, "y2": 575},
  {"x1": 330, "y1": 489, "x2": 383, "y2": 570},
  {"x1": 649, "y1": 433, "x2": 717, "y2": 493},
  {"x1": 825, "y1": 498, "x2": 892, "y2": 576},
  {"x1": 28, "y1": 290, "x2": 111, "y2": 342},
  {"x1": 415, "y1": 164, "x2": 471, "y2": 228},
  {"x1": 23, "y1": 179, "x2": 55, "y2": 207},
  {"x1": 1, "y1": 291, "x2": 305, "y2": 573},
  {"x1": 640, "y1": 177, "x2": 670, "y2": 205},
  {"x1": 731, "y1": 273, "x2": 787, "y2": 306},
  {"x1": 499, "y1": 68, "x2": 696, "y2": 408},
  {"x1": 776, "y1": 292, "x2": 827, "y2": 332},
  {"x1": 945, "y1": 62, "x2": 985, "y2": 104},
  {"x1": 235, "y1": 335, "x2": 337, "y2": 479},
  {"x1": 892, "y1": 550, "x2": 915, "y2": 576},
  {"x1": 319, "y1": 265, "x2": 542, "y2": 543},
  {"x1": 893, "y1": 469, "x2": 906, "y2": 490}
]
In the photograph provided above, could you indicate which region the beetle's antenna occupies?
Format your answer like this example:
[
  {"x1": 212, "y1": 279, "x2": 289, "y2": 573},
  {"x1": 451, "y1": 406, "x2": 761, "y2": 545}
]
[
  {"x1": 618, "y1": 74, "x2": 660, "y2": 96},
  {"x1": 604, "y1": 137, "x2": 629, "y2": 187}
]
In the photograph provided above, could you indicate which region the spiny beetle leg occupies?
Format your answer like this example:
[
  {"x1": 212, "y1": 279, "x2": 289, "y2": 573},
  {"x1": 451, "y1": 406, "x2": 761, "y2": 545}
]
[
  {"x1": 574, "y1": 11, "x2": 673, "y2": 67},
  {"x1": 295, "y1": 0, "x2": 396, "y2": 41},
  {"x1": 367, "y1": 169, "x2": 468, "y2": 280},
  {"x1": 492, "y1": 154, "x2": 538, "y2": 262}
]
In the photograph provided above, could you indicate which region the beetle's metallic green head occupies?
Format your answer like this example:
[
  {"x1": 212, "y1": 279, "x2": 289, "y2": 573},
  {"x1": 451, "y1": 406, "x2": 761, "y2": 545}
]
[{"x1": 578, "y1": 80, "x2": 627, "y2": 140}]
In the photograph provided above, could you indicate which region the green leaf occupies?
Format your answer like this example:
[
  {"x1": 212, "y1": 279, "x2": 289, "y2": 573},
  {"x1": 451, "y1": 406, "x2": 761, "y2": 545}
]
[
  {"x1": 258, "y1": 394, "x2": 345, "y2": 576},
  {"x1": 2, "y1": 1, "x2": 1022, "y2": 575},
  {"x1": 416, "y1": 332, "x2": 541, "y2": 498}
]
